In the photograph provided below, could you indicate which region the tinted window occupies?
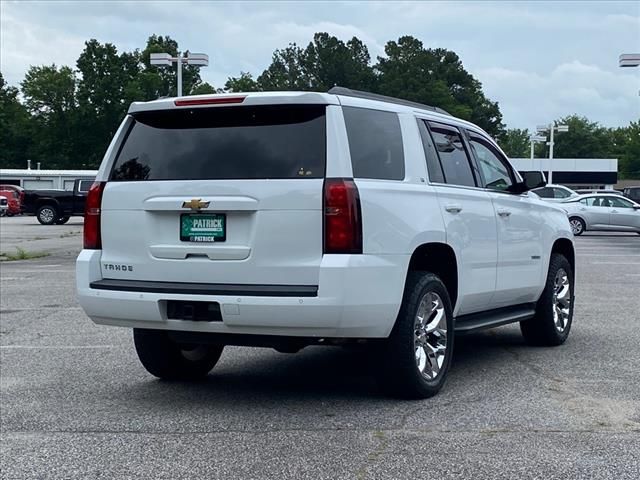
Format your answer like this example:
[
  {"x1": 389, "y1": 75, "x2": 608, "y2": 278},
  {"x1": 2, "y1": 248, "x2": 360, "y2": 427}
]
[
  {"x1": 468, "y1": 136, "x2": 513, "y2": 191},
  {"x1": 428, "y1": 123, "x2": 476, "y2": 187},
  {"x1": 111, "y1": 105, "x2": 326, "y2": 181},
  {"x1": 552, "y1": 188, "x2": 569, "y2": 199},
  {"x1": 417, "y1": 120, "x2": 445, "y2": 183},
  {"x1": 78, "y1": 180, "x2": 93, "y2": 192},
  {"x1": 534, "y1": 187, "x2": 554, "y2": 198},
  {"x1": 343, "y1": 107, "x2": 405, "y2": 180}
]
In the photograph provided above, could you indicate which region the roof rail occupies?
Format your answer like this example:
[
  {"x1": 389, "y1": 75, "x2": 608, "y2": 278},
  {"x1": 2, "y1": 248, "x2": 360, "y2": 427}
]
[{"x1": 328, "y1": 86, "x2": 451, "y2": 116}]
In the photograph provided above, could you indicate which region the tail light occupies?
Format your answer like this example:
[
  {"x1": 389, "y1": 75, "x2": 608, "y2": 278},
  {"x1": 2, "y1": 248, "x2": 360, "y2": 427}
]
[
  {"x1": 84, "y1": 182, "x2": 106, "y2": 249},
  {"x1": 174, "y1": 96, "x2": 246, "y2": 106},
  {"x1": 323, "y1": 178, "x2": 363, "y2": 254}
]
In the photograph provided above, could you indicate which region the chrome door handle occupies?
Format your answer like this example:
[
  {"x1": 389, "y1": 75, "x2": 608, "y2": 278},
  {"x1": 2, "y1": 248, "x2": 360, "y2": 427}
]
[
  {"x1": 497, "y1": 209, "x2": 511, "y2": 217},
  {"x1": 611, "y1": 210, "x2": 618, "y2": 213},
  {"x1": 445, "y1": 204, "x2": 462, "y2": 213}
]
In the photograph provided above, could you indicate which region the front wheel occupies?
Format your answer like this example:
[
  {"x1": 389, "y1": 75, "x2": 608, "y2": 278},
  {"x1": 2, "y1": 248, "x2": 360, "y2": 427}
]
[
  {"x1": 569, "y1": 217, "x2": 585, "y2": 236},
  {"x1": 36, "y1": 205, "x2": 58, "y2": 225},
  {"x1": 133, "y1": 329, "x2": 224, "y2": 380},
  {"x1": 520, "y1": 253, "x2": 574, "y2": 346},
  {"x1": 377, "y1": 272, "x2": 454, "y2": 399}
]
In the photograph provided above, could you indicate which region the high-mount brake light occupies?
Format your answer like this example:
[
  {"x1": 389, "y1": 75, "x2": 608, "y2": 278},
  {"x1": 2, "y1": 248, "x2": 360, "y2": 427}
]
[
  {"x1": 323, "y1": 178, "x2": 363, "y2": 254},
  {"x1": 174, "y1": 96, "x2": 246, "y2": 106},
  {"x1": 83, "y1": 182, "x2": 106, "y2": 249}
]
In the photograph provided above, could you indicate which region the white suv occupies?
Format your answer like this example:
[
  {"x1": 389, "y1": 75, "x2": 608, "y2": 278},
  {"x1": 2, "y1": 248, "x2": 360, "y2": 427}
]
[{"x1": 76, "y1": 88, "x2": 576, "y2": 398}]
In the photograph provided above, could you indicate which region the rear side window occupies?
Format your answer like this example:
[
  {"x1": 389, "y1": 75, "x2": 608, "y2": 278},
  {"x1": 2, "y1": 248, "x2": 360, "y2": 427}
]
[
  {"x1": 343, "y1": 107, "x2": 405, "y2": 181},
  {"x1": 428, "y1": 122, "x2": 476, "y2": 187},
  {"x1": 111, "y1": 105, "x2": 326, "y2": 180}
]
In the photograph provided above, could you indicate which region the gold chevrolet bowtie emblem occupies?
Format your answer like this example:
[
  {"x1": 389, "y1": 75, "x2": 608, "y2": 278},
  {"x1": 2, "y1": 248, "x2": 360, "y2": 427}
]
[{"x1": 182, "y1": 198, "x2": 210, "y2": 210}]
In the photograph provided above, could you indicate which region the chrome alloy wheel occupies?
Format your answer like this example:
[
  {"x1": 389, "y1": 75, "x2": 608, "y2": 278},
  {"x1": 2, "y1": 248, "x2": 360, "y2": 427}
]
[
  {"x1": 414, "y1": 291, "x2": 448, "y2": 380},
  {"x1": 570, "y1": 219, "x2": 583, "y2": 235},
  {"x1": 40, "y1": 207, "x2": 55, "y2": 223},
  {"x1": 552, "y1": 268, "x2": 571, "y2": 332}
]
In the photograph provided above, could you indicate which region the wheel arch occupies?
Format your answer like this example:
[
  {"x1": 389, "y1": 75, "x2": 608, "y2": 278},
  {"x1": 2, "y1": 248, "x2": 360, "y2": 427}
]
[
  {"x1": 36, "y1": 198, "x2": 60, "y2": 210},
  {"x1": 405, "y1": 242, "x2": 459, "y2": 311},
  {"x1": 567, "y1": 214, "x2": 587, "y2": 229},
  {"x1": 551, "y1": 237, "x2": 575, "y2": 275}
]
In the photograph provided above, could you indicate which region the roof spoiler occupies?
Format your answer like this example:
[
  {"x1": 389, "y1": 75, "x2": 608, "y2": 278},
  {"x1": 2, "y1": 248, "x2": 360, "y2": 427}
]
[{"x1": 328, "y1": 86, "x2": 451, "y2": 116}]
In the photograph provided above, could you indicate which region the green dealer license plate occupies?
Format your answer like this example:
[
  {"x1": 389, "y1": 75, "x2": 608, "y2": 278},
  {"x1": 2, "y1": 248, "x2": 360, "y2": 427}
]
[{"x1": 180, "y1": 214, "x2": 226, "y2": 242}]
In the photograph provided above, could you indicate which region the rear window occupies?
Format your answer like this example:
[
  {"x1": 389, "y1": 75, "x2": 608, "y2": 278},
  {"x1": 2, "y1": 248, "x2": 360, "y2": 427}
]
[
  {"x1": 78, "y1": 180, "x2": 93, "y2": 192},
  {"x1": 343, "y1": 107, "x2": 405, "y2": 181},
  {"x1": 111, "y1": 105, "x2": 326, "y2": 181}
]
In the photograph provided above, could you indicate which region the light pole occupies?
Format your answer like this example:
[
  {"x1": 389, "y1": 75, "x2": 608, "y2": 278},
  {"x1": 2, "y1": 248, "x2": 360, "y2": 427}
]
[
  {"x1": 619, "y1": 53, "x2": 640, "y2": 68},
  {"x1": 529, "y1": 134, "x2": 546, "y2": 170},
  {"x1": 150, "y1": 51, "x2": 209, "y2": 97},
  {"x1": 536, "y1": 124, "x2": 569, "y2": 184}
]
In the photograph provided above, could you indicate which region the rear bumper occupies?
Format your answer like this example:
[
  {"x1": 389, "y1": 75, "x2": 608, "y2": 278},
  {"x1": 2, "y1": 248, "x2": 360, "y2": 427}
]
[{"x1": 76, "y1": 250, "x2": 408, "y2": 338}]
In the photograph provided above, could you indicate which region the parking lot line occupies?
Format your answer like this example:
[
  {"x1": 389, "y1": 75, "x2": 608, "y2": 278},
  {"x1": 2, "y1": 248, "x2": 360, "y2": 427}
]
[
  {"x1": 591, "y1": 262, "x2": 640, "y2": 265},
  {"x1": 0, "y1": 345, "x2": 116, "y2": 350}
]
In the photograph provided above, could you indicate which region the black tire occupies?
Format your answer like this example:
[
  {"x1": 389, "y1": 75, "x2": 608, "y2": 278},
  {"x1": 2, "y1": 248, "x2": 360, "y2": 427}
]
[
  {"x1": 36, "y1": 205, "x2": 58, "y2": 225},
  {"x1": 377, "y1": 272, "x2": 454, "y2": 399},
  {"x1": 133, "y1": 329, "x2": 224, "y2": 380},
  {"x1": 520, "y1": 254, "x2": 574, "y2": 346},
  {"x1": 55, "y1": 216, "x2": 70, "y2": 225},
  {"x1": 569, "y1": 217, "x2": 585, "y2": 236}
]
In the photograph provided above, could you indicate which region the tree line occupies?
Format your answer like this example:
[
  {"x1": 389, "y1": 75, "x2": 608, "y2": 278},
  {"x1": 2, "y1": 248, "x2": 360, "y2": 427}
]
[{"x1": 0, "y1": 32, "x2": 637, "y2": 178}]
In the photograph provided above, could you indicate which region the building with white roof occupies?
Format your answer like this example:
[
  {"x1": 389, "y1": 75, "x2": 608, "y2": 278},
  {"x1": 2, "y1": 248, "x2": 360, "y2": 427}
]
[{"x1": 0, "y1": 168, "x2": 98, "y2": 190}]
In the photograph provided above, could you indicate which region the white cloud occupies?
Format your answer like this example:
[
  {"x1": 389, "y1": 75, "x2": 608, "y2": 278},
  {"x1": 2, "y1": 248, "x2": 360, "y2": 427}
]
[
  {"x1": 478, "y1": 61, "x2": 639, "y2": 129},
  {"x1": 1, "y1": 0, "x2": 638, "y2": 129}
]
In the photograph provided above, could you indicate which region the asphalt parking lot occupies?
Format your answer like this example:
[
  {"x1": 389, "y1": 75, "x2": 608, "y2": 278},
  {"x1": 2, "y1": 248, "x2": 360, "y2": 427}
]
[{"x1": 1, "y1": 215, "x2": 639, "y2": 479}]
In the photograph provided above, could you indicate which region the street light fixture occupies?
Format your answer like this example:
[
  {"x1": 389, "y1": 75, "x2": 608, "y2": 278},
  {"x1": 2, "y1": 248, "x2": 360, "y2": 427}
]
[
  {"x1": 619, "y1": 53, "x2": 640, "y2": 68},
  {"x1": 536, "y1": 123, "x2": 570, "y2": 184},
  {"x1": 529, "y1": 134, "x2": 546, "y2": 171},
  {"x1": 150, "y1": 51, "x2": 209, "y2": 97}
]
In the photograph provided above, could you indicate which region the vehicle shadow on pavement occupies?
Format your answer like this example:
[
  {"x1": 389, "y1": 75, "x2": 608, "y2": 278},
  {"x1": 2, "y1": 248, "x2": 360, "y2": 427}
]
[{"x1": 119, "y1": 328, "x2": 533, "y2": 403}]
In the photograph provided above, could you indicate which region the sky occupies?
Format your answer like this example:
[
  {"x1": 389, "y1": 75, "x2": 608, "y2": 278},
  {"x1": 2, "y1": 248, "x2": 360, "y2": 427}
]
[{"x1": 1, "y1": 0, "x2": 639, "y2": 130}]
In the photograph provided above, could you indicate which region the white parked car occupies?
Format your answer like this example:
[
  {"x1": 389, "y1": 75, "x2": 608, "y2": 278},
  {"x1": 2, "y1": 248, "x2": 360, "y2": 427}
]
[
  {"x1": 562, "y1": 193, "x2": 640, "y2": 235},
  {"x1": 531, "y1": 184, "x2": 578, "y2": 202},
  {"x1": 77, "y1": 88, "x2": 576, "y2": 398}
]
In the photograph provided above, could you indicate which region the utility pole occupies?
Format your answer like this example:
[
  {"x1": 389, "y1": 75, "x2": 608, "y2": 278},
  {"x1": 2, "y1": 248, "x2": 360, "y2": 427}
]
[{"x1": 536, "y1": 124, "x2": 569, "y2": 184}]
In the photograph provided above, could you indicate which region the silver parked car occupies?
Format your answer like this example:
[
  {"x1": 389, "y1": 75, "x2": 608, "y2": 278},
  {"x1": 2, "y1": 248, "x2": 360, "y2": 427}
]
[
  {"x1": 531, "y1": 184, "x2": 579, "y2": 203},
  {"x1": 562, "y1": 194, "x2": 640, "y2": 235}
]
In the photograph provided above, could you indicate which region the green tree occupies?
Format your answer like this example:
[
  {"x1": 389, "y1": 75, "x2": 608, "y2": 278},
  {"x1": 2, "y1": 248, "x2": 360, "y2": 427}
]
[
  {"x1": 140, "y1": 35, "x2": 207, "y2": 97},
  {"x1": 375, "y1": 36, "x2": 504, "y2": 137},
  {"x1": 76, "y1": 39, "x2": 141, "y2": 167},
  {"x1": 610, "y1": 121, "x2": 640, "y2": 179},
  {"x1": 546, "y1": 115, "x2": 609, "y2": 159},
  {"x1": 255, "y1": 33, "x2": 376, "y2": 92},
  {"x1": 300, "y1": 32, "x2": 376, "y2": 91},
  {"x1": 20, "y1": 64, "x2": 78, "y2": 168},
  {"x1": 190, "y1": 82, "x2": 218, "y2": 95},
  {"x1": 225, "y1": 72, "x2": 260, "y2": 92},
  {"x1": 500, "y1": 128, "x2": 531, "y2": 158},
  {"x1": 257, "y1": 43, "x2": 310, "y2": 90},
  {"x1": 0, "y1": 73, "x2": 32, "y2": 168}
]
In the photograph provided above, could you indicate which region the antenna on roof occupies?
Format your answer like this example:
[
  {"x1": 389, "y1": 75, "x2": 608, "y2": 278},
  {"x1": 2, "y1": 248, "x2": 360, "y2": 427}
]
[{"x1": 328, "y1": 86, "x2": 451, "y2": 116}]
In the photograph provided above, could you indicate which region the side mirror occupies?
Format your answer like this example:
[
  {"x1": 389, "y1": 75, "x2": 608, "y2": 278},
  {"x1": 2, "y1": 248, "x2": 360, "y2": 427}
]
[
  {"x1": 522, "y1": 171, "x2": 547, "y2": 190},
  {"x1": 508, "y1": 171, "x2": 546, "y2": 194},
  {"x1": 633, "y1": 205, "x2": 640, "y2": 210}
]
